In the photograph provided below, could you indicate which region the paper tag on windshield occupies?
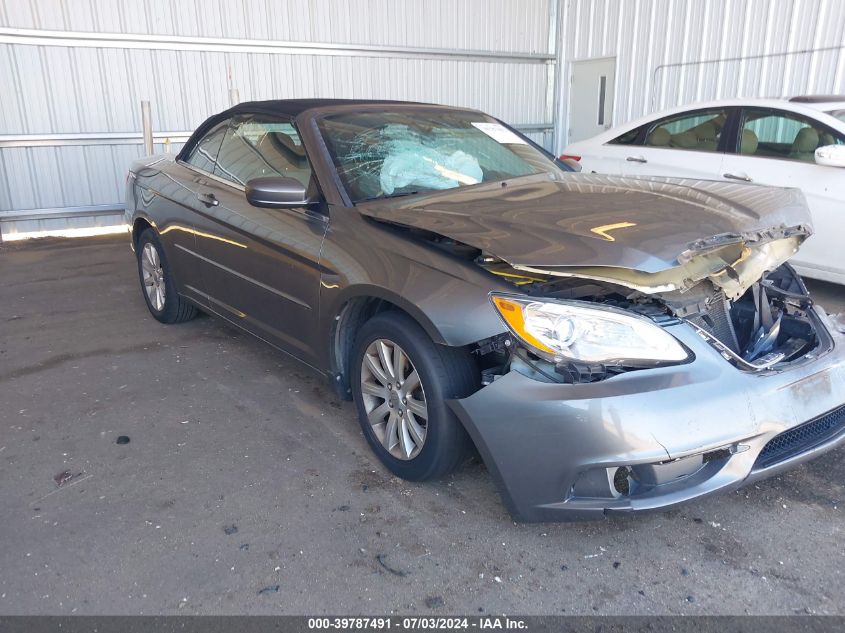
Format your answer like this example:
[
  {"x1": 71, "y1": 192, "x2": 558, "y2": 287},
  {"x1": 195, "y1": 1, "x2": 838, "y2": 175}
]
[{"x1": 471, "y1": 122, "x2": 527, "y2": 145}]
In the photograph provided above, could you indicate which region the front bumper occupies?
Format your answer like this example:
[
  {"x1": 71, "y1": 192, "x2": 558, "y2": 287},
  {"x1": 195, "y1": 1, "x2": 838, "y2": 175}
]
[{"x1": 448, "y1": 308, "x2": 845, "y2": 522}]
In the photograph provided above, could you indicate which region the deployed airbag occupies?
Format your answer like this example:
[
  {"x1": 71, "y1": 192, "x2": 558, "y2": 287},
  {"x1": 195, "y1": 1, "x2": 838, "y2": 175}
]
[{"x1": 379, "y1": 142, "x2": 482, "y2": 194}]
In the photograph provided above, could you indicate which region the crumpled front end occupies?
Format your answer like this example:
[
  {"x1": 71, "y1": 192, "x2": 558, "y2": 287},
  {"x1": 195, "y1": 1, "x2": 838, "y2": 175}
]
[
  {"x1": 450, "y1": 306, "x2": 845, "y2": 521},
  {"x1": 478, "y1": 251, "x2": 827, "y2": 377},
  {"x1": 360, "y1": 172, "x2": 843, "y2": 520},
  {"x1": 514, "y1": 224, "x2": 810, "y2": 301},
  {"x1": 456, "y1": 225, "x2": 845, "y2": 521}
]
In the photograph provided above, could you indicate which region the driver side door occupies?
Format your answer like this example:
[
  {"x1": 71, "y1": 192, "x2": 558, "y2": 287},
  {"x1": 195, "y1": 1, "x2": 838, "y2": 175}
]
[{"x1": 186, "y1": 113, "x2": 329, "y2": 366}]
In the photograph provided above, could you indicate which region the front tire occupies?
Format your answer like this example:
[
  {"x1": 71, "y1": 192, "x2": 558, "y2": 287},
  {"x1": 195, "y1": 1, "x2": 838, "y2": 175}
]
[
  {"x1": 350, "y1": 311, "x2": 477, "y2": 481},
  {"x1": 136, "y1": 229, "x2": 197, "y2": 324}
]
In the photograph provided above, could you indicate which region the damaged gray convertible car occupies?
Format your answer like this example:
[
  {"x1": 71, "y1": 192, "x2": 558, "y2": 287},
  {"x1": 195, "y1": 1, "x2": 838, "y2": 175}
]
[{"x1": 125, "y1": 99, "x2": 845, "y2": 521}]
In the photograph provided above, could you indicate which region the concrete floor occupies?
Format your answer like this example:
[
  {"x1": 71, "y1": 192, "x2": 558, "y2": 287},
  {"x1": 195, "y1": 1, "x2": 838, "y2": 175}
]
[{"x1": 1, "y1": 234, "x2": 844, "y2": 616}]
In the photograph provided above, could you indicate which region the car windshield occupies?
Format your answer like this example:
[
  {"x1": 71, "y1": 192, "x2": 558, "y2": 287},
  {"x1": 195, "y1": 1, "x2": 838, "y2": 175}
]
[
  {"x1": 315, "y1": 109, "x2": 559, "y2": 202},
  {"x1": 825, "y1": 109, "x2": 845, "y2": 124}
]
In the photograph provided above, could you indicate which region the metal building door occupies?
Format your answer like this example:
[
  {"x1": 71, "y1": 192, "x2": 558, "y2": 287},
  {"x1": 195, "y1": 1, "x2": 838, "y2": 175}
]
[{"x1": 568, "y1": 58, "x2": 616, "y2": 143}]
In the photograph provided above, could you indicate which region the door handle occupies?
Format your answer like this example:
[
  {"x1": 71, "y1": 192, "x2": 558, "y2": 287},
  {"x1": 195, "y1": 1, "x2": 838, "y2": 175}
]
[
  {"x1": 626, "y1": 155, "x2": 647, "y2": 163},
  {"x1": 723, "y1": 172, "x2": 752, "y2": 182},
  {"x1": 196, "y1": 192, "x2": 219, "y2": 207}
]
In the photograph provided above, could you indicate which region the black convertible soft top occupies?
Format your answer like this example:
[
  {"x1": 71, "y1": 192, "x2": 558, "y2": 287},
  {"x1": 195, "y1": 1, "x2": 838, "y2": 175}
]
[
  {"x1": 178, "y1": 98, "x2": 430, "y2": 161},
  {"x1": 226, "y1": 98, "x2": 425, "y2": 117}
]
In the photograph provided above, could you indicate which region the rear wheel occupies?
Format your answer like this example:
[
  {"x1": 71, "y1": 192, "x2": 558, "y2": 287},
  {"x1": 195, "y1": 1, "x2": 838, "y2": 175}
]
[
  {"x1": 351, "y1": 311, "x2": 477, "y2": 481},
  {"x1": 136, "y1": 229, "x2": 197, "y2": 324}
]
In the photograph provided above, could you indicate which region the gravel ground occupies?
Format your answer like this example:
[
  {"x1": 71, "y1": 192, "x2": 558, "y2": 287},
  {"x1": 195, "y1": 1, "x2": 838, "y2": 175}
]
[{"x1": 0, "y1": 235, "x2": 843, "y2": 615}]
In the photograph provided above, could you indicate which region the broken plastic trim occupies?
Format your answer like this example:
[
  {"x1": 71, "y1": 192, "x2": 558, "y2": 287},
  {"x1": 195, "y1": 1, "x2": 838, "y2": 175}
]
[
  {"x1": 512, "y1": 227, "x2": 809, "y2": 301},
  {"x1": 685, "y1": 319, "x2": 785, "y2": 371}
]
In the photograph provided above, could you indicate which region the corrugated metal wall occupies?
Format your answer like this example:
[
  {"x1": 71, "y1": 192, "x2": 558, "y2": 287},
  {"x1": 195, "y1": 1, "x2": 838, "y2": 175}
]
[
  {"x1": 2, "y1": 0, "x2": 844, "y2": 235},
  {"x1": 0, "y1": 0, "x2": 555, "y2": 235},
  {"x1": 556, "y1": 0, "x2": 845, "y2": 151},
  {"x1": 1, "y1": 0, "x2": 551, "y2": 51}
]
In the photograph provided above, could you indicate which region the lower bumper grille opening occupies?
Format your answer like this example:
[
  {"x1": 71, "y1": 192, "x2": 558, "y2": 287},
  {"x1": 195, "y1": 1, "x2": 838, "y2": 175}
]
[
  {"x1": 612, "y1": 467, "x2": 631, "y2": 496},
  {"x1": 755, "y1": 405, "x2": 845, "y2": 470}
]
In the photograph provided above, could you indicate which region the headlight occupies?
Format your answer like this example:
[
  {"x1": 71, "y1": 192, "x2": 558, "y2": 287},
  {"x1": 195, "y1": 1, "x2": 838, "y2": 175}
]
[{"x1": 490, "y1": 294, "x2": 689, "y2": 366}]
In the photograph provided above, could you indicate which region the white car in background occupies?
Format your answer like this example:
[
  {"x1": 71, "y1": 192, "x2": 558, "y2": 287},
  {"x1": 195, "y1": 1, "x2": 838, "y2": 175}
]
[{"x1": 563, "y1": 96, "x2": 845, "y2": 284}]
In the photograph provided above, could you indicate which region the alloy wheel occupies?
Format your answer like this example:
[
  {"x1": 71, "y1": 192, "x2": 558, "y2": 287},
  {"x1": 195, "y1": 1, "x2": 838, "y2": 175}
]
[
  {"x1": 141, "y1": 242, "x2": 166, "y2": 311},
  {"x1": 360, "y1": 338, "x2": 429, "y2": 460}
]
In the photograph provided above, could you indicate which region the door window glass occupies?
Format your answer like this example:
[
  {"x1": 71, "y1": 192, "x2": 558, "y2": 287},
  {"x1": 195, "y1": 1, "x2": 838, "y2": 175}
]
[
  {"x1": 643, "y1": 109, "x2": 729, "y2": 152},
  {"x1": 214, "y1": 116, "x2": 313, "y2": 187},
  {"x1": 184, "y1": 122, "x2": 228, "y2": 173},
  {"x1": 738, "y1": 109, "x2": 845, "y2": 162},
  {"x1": 608, "y1": 126, "x2": 642, "y2": 145},
  {"x1": 825, "y1": 109, "x2": 845, "y2": 124}
]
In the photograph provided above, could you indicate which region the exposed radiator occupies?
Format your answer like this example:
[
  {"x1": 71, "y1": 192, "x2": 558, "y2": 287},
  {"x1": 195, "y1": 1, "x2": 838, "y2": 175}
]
[{"x1": 689, "y1": 292, "x2": 740, "y2": 353}]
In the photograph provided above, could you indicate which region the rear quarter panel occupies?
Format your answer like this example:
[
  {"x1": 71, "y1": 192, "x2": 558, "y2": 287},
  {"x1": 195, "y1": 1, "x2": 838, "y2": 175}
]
[{"x1": 126, "y1": 156, "x2": 203, "y2": 295}]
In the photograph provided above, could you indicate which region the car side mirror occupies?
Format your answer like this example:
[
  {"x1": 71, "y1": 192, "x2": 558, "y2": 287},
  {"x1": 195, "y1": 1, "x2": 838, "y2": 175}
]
[
  {"x1": 815, "y1": 144, "x2": 845, "y2": 168},
  {"x1": 245, "y1": 176, "x2": 315, "y2": 208}
]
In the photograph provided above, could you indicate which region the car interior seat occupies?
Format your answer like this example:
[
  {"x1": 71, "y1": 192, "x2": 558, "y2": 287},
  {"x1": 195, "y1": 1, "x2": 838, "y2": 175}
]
[
  {"x1": 789, "y1": 128, "x2": 820, "y2": 162},
  {"x1": 694, "y1": 121, "x2": 718, "y2": 151},
  {"x1": 254, "y1": 132, "x2": 312, "y2": 185},
  {"x1": 740, "y1": 129, "x2": 759, "y2": 155},
  {"x1": 646, "y1": 127, "x2": 671, "y2": 146},
  {"x1": 670, "y1": 130, "x2": 698, "y2": 149}
]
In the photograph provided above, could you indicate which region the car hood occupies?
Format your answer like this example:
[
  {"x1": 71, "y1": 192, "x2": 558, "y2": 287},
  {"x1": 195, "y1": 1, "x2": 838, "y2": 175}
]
[{"x1": 357, "y1": 173, "x2": 812, "y2": 298}]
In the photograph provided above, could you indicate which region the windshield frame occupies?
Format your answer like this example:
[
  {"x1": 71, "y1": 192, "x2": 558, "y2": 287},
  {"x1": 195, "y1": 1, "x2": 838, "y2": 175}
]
[{"x1": 307, "y1": 105, "x2": 561, "y2": 205}]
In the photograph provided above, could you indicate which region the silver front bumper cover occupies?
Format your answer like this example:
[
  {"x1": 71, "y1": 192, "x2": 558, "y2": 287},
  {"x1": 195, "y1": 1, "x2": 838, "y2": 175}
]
[{"x1": 448, "y1": 307, "x2": 845, "y2": 522}]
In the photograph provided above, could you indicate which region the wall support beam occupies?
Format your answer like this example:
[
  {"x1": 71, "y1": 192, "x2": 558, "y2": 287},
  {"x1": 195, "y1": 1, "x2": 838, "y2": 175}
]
[
  {"x1": 0, "y1": 27, "x2": 555, "y2": 64},
  {"x1": 0, "y1": 124, "x2": 552, "y2": 149}
]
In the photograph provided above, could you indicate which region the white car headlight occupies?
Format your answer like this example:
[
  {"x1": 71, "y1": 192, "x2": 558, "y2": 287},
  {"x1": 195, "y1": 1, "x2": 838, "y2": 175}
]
[{"x1": 490, "y1": 294, "x2": 689, "y2": 366}]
